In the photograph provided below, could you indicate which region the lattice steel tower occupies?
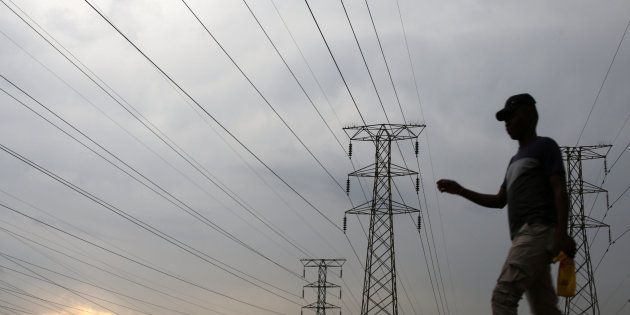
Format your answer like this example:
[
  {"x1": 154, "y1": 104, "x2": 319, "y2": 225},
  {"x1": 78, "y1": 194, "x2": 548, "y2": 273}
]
[
  {"x1": 343, "y1": 124, "x2": 424, "y2": 315},
  {"x1": 562, "y1": 145, "x2": 611, "y2": 315},
  {"x1": 301, "y1": 259, "x2": 345, "y2": 315}
]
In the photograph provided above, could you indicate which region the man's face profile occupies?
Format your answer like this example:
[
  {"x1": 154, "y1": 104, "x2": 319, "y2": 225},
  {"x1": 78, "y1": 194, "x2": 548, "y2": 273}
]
[{"x1": 504, "y1": 107, "x2": 535, "y2": 140}]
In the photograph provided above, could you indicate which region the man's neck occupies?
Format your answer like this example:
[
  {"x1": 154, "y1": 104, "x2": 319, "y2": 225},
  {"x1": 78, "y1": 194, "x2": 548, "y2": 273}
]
[{"x1": 518, "y1": 132, "x2": 538, "y2": 147}]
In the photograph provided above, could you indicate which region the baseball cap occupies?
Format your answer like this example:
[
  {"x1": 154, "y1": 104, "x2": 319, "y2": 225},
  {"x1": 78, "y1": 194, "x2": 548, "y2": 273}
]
[{"x1": 496, "y1": 93, "x2": 537, "y2": 121}]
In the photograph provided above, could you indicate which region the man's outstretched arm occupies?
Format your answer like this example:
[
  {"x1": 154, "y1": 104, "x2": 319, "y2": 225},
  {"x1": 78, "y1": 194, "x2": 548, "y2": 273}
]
[{"x1": 437, "y1": 179, "x2": 506, "y2": 209}]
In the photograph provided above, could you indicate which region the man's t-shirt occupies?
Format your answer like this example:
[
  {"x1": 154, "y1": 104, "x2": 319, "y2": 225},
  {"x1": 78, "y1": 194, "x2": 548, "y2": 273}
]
[{"x1": 501, "y1": 136, "x2": 565, "y2": 239}]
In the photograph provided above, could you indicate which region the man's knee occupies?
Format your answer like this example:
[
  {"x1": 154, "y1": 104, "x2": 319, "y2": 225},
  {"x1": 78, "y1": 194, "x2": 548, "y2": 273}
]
[{"x1": 491, "y1": 284, "x2": 522, "y2": 314}]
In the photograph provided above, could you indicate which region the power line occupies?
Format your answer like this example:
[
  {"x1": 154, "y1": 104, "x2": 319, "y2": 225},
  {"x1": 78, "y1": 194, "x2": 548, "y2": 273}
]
[
  {"x1": 0, "y1": 281, "x2": 109, "y2": 315},
  {"x1": 362, "y1": 0, "x2": 407, "y2": 122},
  {"x1": 607, "y1": 138, "x2": 630, "y2": 174},
  {"x1": 0, "y1": 1, "x2": 460, "y2": 314},
  {"x1": 603, "y1": 273, "x2": 630, "y2": 308},
  {"x1": 0, "y1": 250, "x2": 190, "y2": 315},
  {"x1": 576, "y1": 16, "x2": 630, "y2": 145},
  {"x1": 0, "y1": 213, "x2": 230, "y2": 315},
  {"x1": 0, "y1": 25, "x2": 315, "y2": 262},
  {"x1": 0, "y1": 256, "x2": 119, "y2": 315},
  {"x1": 196, "y1": 3, "x2": 374, "y2": 279},
  {"x1": 75, "y1": 2, "x2": 371, "y2": 307},
  {"x1": 0, "y1": 79, "x2": 306, "y2": 290},
  {"x1": 0, "y1": 200, "x2": 283, "y2": 315},
  {"x1": 178, "y1": 0, "x2": 346, "y2": 193},
  {"x1": 338, "y1": 2, "x2": 453, "y2": 312},
  {"x1": 594, "y1": 227, "x2": 630, "y2": 272},
  {"x1": 335, "y1": 3, "x2": 448, "y2": 311},
  {"x1": 0, "y1": 1, "x2": 349, "y2": 292},
  {"x1": 0, "y1": 205, "x2": 194, "y2": 313},
  {"x1": 0, "y1": 261, "x2": 152, "y2": 315},
  {"x1": 393, "y1": 0, "x2": 459, "y2": 312},
  {"x1": 610, "y1": 182, "x2": 630, "y2": 209},
  {"x1": 240, "y1": 0, "x2": 347, "y2": 156},
  {"x1": 268, "y1": 0, "x2": 344, "y2": 130},
  {"x1": 397, "y1": 268, "x2": 420, "y2": 315},
  {"x1": 396, "y1": 183, "x2": 445, "y2": 315},
  {"x1": 0, "y1": 298, "x2": 33, "y2": 315},
  {"x1": 0, "y1": 287, "x2": 60, "y2": 314},
  {"x1": 302, "y1": 0, "x2": 367, "y2": 125},
  {"x1": 0, "y1": 145, "x2": 294, "y2": 313},
  {"x1": 241, "y1": 4, "x2": 378, "y2": 303},
  {"x1": 615, "y1": 299, "x2": 629, "y2": 315},
  {"x1": 0, "y1": 303, "x2": 32, "y2": 315},
  {"x1": 14, "y1": 1, "x2": 348, "y2": 289},
  {"x1": 0, "y1": 219, "x2": 132, "y2": 312},
  {"x1": 318, "y1": 1, "x2": 451, "y2": 312},
  {"x1": 338, "y1": 0, "x2": 390, "y2": 122},
  {"x1": 0, "y1": 75, "x2": 305, "y2": 279},
  {"x1": 0, "y1": 282, "x2": 67, "y2": 314},
  {"x1": 609, "y1": 111, "x2": 630, "y2": 150},
  {"x1": 77, "y1": 0, "x2": 342, "y2": 232},
  {"x1": 1, "y1": 0, "x2": 341, "y2": 268}
]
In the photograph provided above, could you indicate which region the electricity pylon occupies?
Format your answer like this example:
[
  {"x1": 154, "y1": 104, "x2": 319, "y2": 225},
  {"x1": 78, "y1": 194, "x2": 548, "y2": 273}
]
[
  {"x1": 301, "y1": 259, "x2": 345, "y2": 315},
  {"x1": 562, "y1": 145, "x2": 612, "y2": 315},
  {"x1": 343, "y1": 124, "x2": 425, "y2": 315}
]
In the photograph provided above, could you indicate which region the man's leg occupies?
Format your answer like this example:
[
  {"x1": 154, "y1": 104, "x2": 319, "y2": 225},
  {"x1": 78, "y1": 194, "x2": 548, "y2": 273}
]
[
  {"x1": 491, "y1": 223, "x2": 557, "y2": 315},
  {"x1": 526, "y1": 264, "x2": 562, "y2": 315},
  {"x1": 492, "y1": 259, "x2": 527, "y2": 315}
]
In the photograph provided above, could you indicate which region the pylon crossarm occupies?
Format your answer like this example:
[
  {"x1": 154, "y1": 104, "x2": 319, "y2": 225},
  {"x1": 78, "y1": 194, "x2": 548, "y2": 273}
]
[
  {"x1": 343, "y1": 124, "x2": 425, "y2": 141},
  {"x1": 390, "y1": 200, "x2": 421, "y2": 214},
  {"x1": 579, "y1": 181, "x2": 607, "y2": 194},
  {"x1": 583, "y1": 216, "x2": 609, "y2": 229},
  {"x1": 345, "y1": 200, "x2": 373, "y2": 215},
  {"x1": 300, "y1": 259, "x2": 346, "y2": 268},
  {"x1": 305, "y1": 282, "x2": 341, "y2": 289},
  {"x1": 389, "y1": 163, "x2": 418, "y2": 176},
  {"x1": 562, "y1": 145, "x2": 611, "y2": 161},
  {"x1": 348, "y1": 163, "x2": 417, "y2": 177},
  {"x1": 348, "y1": 163, "x2": 378, "y2": 177},
  {"x1": 303, "y1": 302, "x2": 340, "y2": 309}
]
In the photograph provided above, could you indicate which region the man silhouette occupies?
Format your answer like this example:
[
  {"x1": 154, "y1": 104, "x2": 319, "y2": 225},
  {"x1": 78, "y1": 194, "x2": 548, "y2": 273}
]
[{"x1": 437, "y1": 93, "x2": 575, "y2": 314}]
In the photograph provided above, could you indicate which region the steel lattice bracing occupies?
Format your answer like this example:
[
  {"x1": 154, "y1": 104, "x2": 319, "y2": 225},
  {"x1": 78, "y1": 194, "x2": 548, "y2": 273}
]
[
  {"x1": 344, "y1": 124, "x2": 424, "y2": 315},
  {"x1": 562, "y1": 145, "x2": 611, "y2": 315},
  {"x1": 301, "y1": 259, "x2": 345, "y2": 315}
]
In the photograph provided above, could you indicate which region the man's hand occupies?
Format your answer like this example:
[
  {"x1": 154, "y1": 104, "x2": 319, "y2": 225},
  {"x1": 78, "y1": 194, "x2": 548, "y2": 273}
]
[
  {"x1": 554, "y1": 232, "x2": 577, "y2": 259},
  {"x1": 436, "y1": 179, "x2": 463, "y2": 195}
]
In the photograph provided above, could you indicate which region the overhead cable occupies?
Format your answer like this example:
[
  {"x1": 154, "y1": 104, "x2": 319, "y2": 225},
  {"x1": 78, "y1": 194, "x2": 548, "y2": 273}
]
[
  {"x1": 0, "y1": 250, "x2": 190, "y2": 315},
  {"x1": 0, "y1": 24, "x2": 314, "y2": 261},
  {"x1": 0, "y1": 255, "x2": 119, "y2": 315},
  {"x1": 0, "y1": 76, "x2": 306, "y2": 284},
  {"x1": 303, "y1": 0, "x2": 367, "y2": 124},
  {"x1": 0, "y1": 146, "x2": 293, "y2": 314},
  {"x1": 576, "y1": 16, "x2": 630, "y2": 145},
  {"x1": 0, "y1": 200, "x2": 283, "y2": 315},
  {"x1": 0, "y1": 0, "x2": 328, "y2": 263},
  {"x1": 394, "y1": 0, "x2": 459, "y2": 312},
  {"x1": 0, "y1": 214, "x2": 230, "y2": 315},
  {"x1": 268, "y1": 0, "x2": 344, "y2": 129},
  {"x1": 178, "y1": 0, "x2": 346, "y2": 194},
  {"x1": 240, "y1": 0, "x2": 347, "y2": 155},
  {"x1": 76, "y1": 0, "x2": 341, "y2": 231}
]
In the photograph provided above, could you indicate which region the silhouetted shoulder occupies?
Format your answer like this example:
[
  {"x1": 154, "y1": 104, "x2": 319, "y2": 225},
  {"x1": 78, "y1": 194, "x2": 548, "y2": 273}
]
[
  {"x1": 537, "y1": 136, "x2": 560, "y2": 149},
  {"x1": 536, "y1": 136, "x2": 564, "y2": 176}
]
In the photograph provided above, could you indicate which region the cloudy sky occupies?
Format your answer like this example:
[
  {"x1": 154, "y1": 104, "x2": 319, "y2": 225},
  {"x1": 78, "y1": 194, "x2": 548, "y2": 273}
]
[{"x1": 0, "y1": 0, "x2": 629, "y2": 314}]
